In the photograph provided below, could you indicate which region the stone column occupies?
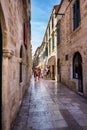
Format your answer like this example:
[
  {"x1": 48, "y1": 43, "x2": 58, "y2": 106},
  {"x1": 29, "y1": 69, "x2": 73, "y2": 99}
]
[{"x1": 2, "y1": 49, "x2": 14, "y2": 130}]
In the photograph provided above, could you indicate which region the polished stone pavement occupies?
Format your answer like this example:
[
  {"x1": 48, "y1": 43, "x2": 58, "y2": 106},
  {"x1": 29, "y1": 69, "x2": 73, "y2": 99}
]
[{"x1": 11, "y1": 76, "x2": 87, "y2": 130}]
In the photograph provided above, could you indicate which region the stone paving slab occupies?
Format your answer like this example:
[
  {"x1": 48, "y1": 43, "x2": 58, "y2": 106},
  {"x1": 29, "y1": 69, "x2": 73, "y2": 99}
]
[{"x1": 11, "y1": 77, "x2": 87, "y2": 130}]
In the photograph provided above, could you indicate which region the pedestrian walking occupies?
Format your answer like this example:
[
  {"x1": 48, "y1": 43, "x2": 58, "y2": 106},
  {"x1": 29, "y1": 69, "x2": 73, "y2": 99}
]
[
  {"x1": 34, "y1": 68, "x2": 40, "y2": 81},
  {"x1": 40, "y1": 68, "x2": 44, "y2": 78},
  {"x1": 46, "y1": 67, "x2": 50, "y2": 78}
]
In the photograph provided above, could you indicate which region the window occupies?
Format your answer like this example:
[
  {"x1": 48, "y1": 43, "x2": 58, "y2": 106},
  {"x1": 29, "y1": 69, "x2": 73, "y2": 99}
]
[
  {"x1": 57, "y1": 26, "x2": 60, "y2": 44},
  {"x1": 46, "y1": 32, "x2": 48, "y2": 41},
  {"x1": 45, "y1": 46, "x2": 48, "y2": 56},
  {"x1": 43, "y1": 51, "x2": 45, "y2": 59},
  {"x1": 49, "y1": 40, "x2": 51, "y2": 54},
  {"x1": 29, "y1": 16, "x2": 31, "y2": 38},
  {"x1": 73, "y1": 0, "x2": 80, "y2": 30},
  {"x1": 23, "y1": 22, "x2": 27, "y2": 49},
  {"x1": 57, "y1": 59, "x2": 60, "y2": 74},
  {"x1": 49, "y1": 26, "x2": 50, "y2": 36},
  {"x1": 65, "y1": 55, "x2": 68, "y2": 61},
  {"x1": 52, "y1": 34, "x2": 54, "y2": 50},
  {"x1": 52, "y1": 17, "x2": 54, "y2": 29},
  {"x1": 20, "y1": 46, "x2": 23, "y2": 83}
]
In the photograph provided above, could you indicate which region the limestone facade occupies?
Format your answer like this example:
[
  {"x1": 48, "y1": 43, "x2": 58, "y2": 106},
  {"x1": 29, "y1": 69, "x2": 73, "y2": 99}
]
[
  {"x1": 33, "y1": 0, "x2": 87, "y2": 98},
  {"x1": 57, "y1": 0, "x2": 87, "y2": 97},
  {"x1": 34, "y1": 5, "x2": 59, "y2": 81},
  {"x1": 0, "y1": 0, "x2": 32, "y2": 130}
]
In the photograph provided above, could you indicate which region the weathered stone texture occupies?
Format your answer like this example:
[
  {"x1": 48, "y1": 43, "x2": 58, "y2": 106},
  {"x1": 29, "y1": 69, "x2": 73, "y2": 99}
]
[
  {"x1": 0, "y1": 0, "x2": 31, "y2": 130},
  {"x1": 57, "y1": 0, "x2": 87, "y2": 97}
]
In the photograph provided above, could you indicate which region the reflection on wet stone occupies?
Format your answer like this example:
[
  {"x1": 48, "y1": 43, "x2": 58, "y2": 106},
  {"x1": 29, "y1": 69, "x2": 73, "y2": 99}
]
[{"x1": 11, "y1": 77, "x2": 87, "y2": 130}]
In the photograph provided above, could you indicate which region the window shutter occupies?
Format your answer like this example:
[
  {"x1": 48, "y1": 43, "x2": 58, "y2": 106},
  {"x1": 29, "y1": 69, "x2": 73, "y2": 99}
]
[
  {"x1": 57, "y1": 27, "x2": 60, "y2": 44},
  {"x1": 73, "y1": 4, "x2": 75, "y2": 30},
  {"x1": 52, "y1": 35, "x2": 54, "y2": 50},
  {"x1": 23, "y1": 22, "x2": 27, "y2": 49},
  {"x1": 46, "y1": 47, "x2": 48, "y2": 56},
  {"x1": 73, "y1": 0, "x2": 80, "y2": 30},
  {"x1": 77, "y1": 0, "x2": 80, "y2": 27}
]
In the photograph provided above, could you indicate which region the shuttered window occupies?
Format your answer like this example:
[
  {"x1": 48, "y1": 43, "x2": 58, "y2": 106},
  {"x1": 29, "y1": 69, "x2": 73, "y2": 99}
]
[
  {"x1": 52, "y1": 17, "x2": 54, "y2": 29},
  {"x1": 52, "y1": 34, "x2": 54, "y2": 50},
  {"x1": 57, "y1": 26, "x2": 60, "y2": 44},
  {"x1": 49, "y1": 40, "x2": 51, "y2": 54},
  {"x1": 49, "y1": 26, "x2": 50, "y2": 36},
  {"x1": 45, "y1": 46, "x2": 48, "y2": 56},
  {"x1": 73, "y1": 0, "x2": 80, "y2": 30},
  {"x1": 23, "y1": 22, "x2": 27, "y2": 49}
]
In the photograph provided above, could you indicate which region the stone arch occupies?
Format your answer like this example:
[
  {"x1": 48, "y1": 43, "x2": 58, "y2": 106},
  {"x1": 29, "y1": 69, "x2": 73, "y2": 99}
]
[
  {"x1": 47, "y1": 56, "x2": 56, "y2": 80},
  {"x1": 73, "y1": 51, "x2": 83, "y2": 93}
]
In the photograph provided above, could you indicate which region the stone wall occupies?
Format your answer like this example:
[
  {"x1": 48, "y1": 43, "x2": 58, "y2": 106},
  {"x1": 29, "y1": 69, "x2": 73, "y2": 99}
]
[
  {"x1": 0, "y1": 0, "x2": 31, "y2": 130},
  {"x1": 57, "y1": 0, "x2": 87, "y2": 97}
]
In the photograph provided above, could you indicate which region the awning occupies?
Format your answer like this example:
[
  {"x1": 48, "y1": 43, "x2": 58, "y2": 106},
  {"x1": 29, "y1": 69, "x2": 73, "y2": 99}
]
[{"x1": 36, "y1": 63, "x2": 43, "y2": 69}]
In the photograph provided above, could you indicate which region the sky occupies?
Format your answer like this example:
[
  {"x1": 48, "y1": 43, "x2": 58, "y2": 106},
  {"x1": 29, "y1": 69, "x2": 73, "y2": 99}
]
[{"x1": 31, "y1": 0, "x2": 61, "y2": 56}]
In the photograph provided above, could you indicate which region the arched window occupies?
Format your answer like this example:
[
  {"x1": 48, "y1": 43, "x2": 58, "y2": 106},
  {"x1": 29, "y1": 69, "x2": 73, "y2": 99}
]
[
  {"x1": 73, "y1": 52, "x2": 82, "y2": 79},
  {"x1": 20, "y1": 46, "x2": 23, "y2": 83}
]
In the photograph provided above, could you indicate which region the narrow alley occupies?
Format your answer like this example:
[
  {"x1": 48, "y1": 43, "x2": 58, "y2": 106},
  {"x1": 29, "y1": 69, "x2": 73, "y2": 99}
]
[
  {"x1": 1, "y1": 1, "x2": 87, "y2": 130},
  {"x1": 11, "y1": 76, "x2": 87, "y2": 130}
]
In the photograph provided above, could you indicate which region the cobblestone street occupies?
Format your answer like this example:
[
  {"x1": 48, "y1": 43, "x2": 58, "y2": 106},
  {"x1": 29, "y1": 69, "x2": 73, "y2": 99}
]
[{"x1": 11, "y1": 76, "x2": 87, "y2": 130}]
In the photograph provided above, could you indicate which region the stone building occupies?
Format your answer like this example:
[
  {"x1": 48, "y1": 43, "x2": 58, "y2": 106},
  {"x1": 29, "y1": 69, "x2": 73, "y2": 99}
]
[
  {"x1": 35, "y1": 5, "x2": 59, "y2": 81},
  {"x1": 33, "y1": 46, "x2": 41, "y2": 68},
  {"x1": 56, "y1": 0, "x2": 87, "y2": 97},
  {"x1": 44, "y1": 5, "x2": 59, "y2": 80},
  {"x1": 33, "y1": 0, "x2": 87, "y2": 97},
  {"x1": 0, "y1": 0, "x2": 32, "y2": 130}
]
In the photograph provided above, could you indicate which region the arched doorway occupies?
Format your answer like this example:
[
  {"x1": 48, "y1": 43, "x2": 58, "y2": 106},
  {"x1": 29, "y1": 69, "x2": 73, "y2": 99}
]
[
  {"x1": 48, "y1": 56, "x2": 55, "y2": 80},
  {"x1": 73, "y1": 52, "x2": 83, "y2": 93}
]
